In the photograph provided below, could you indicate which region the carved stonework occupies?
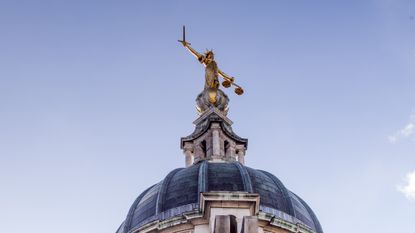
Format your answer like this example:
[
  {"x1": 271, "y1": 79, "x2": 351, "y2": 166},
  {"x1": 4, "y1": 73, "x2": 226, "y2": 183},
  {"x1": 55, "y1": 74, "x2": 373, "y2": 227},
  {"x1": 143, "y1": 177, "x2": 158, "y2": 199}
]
[
  {"x1": 181, "y1": 107, "x2": 248, "y2": 166},
  {"x1": 196, "y1": 89, "x2": 229, "y2": 115}
]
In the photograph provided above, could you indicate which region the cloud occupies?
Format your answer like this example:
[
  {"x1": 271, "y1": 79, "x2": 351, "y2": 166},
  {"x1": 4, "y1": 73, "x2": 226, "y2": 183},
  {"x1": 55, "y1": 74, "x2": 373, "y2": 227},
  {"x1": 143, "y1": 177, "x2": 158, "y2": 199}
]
[
  {"x1": 388, "y1": 113, "x2": 415, "y2": 143},
  {"x1": 398, "y1": 171, "x2": 415, "y2": 201}
]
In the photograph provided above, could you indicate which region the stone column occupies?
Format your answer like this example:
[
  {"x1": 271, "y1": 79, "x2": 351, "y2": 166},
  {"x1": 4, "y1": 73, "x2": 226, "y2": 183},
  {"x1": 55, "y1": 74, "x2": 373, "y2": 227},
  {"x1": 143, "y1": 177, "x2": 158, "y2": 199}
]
[
  {"x1": 229, "y1": 142, "x2": 236, "y2": 161},
  {"x1": 236, "y1": 145, "x2": 246, "y2": 165},
  {"x1": 211, "y1": 123, "x2": 221, "y2": 158},
  {"x1": 183, "y1": 142, "x2": 193, "y2": 167}
]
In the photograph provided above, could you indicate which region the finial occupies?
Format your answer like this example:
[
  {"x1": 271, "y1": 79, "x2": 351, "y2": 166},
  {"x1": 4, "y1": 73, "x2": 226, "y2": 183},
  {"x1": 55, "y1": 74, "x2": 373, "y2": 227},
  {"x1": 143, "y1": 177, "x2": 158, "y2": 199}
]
[{"x1": 178, "y1": 26, "x2": 244, "y2": 115}]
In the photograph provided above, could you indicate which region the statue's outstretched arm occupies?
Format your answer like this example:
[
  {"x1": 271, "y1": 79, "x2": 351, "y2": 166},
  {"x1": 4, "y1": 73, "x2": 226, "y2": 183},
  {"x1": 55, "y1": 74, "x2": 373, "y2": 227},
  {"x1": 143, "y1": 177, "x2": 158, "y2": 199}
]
[{"x1": 218, "y1": 69, "x2": 234, "y2": 82}]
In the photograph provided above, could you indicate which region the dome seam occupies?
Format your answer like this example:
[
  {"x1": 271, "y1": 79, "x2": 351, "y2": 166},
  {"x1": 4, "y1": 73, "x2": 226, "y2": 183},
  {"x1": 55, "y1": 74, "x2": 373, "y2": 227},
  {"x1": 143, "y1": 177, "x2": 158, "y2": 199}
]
[
  {"x1": 156, "y1": 168, "x2": 184, "y2": 215},
  {"x1": 233, "y1": 162, "x2": 253, "y2": 193},
  {"x1": 198, "y1": 160, "x2": 209, "y2": 202},
  {"x1": 259, "y1": 170, "x2": 295, "y2": 217}
]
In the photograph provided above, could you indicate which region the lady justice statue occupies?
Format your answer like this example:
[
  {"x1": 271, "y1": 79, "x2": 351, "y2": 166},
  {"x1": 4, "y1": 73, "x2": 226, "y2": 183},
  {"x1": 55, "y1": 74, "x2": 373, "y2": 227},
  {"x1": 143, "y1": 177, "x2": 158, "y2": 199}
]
[{"x1": 178, "y1": 26, "x2": 244, "y2": 115}]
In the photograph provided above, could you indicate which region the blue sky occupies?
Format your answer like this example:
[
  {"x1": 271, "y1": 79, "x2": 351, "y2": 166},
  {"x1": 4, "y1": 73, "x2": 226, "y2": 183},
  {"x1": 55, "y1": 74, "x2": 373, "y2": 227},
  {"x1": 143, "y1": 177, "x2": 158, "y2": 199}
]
[{"x1": 0, "y1": 1, "x2": 414, "y2": 232}]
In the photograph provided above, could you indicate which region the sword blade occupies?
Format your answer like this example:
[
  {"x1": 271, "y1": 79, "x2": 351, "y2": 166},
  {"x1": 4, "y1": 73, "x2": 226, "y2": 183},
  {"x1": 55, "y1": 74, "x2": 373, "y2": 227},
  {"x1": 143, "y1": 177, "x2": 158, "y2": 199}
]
[{"x1": 183, "y1": 25, "x2": 186, "y2": 42}]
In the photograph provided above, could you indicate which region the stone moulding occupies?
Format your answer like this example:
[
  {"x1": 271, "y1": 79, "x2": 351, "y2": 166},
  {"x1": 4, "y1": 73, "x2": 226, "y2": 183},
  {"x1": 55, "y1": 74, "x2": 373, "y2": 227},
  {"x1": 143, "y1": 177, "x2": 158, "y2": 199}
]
[
  {"x1": 199, "y1": 192, "x2": 260, "y2": 217},
  {"x1": 180, "y1": 107, "x2": 248, "y2": 150},
  {"x1": 130, "y1": 191, "x2": 316, "y2": 233},
  {"x1": 133, "y1": 211, "x2": 316, "y2": 233},
  {"x1": 258, "y1": 212, "x2": 315, "y2": 233}
]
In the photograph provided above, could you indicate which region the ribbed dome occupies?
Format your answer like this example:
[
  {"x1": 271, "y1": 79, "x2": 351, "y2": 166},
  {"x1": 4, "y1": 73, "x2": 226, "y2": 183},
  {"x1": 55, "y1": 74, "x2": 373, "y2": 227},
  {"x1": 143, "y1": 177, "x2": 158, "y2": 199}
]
[{"x1": 118, "y1": 161, "x2": 323, "y2": 233}]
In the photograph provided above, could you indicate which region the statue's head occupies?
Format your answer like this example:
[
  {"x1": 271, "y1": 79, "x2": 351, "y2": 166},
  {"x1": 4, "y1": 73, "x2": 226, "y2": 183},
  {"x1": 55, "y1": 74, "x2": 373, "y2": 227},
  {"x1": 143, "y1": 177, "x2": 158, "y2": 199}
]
[{"x1": 204, "y1": 50, "x2": 214, "y2": 60}]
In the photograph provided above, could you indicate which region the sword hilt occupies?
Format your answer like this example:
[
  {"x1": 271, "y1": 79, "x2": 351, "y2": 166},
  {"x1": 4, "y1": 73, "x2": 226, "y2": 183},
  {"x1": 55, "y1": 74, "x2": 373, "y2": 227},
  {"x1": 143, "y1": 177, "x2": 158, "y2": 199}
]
[{"x1": 178, "y1": 40, "x2": 191, "y2": 46}]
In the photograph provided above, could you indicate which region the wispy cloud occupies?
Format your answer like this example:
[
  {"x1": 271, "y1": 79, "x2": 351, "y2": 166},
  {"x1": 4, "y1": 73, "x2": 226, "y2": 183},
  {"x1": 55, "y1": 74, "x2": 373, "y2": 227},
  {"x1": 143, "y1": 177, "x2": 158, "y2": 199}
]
[
  {"x1": 388, "y1": 113, "x2": 415, "y2": 143},
  {"x1": 398, "y1": 171, "x2": 415, "y2": 201}
]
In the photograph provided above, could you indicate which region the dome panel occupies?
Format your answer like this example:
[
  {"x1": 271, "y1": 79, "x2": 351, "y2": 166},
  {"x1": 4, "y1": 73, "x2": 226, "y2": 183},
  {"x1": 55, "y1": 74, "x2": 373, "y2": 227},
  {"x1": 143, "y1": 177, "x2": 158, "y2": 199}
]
[
  {"x1": 291, "y1": 192, "x2": 324, "y2": 233},
  {"x1": 131, "y1": 183, "x2": 160, "y2": 228},
  {"x1": 246, "y1": 168, "x2": 292, "y2": 215},
  {"x1": 290, "y1": 192, "x2": 315, "y2": 230},
  {"x1": 163, "y1": 163, "x2": 200, "y2": 211},
  {"x1": 207, "y1": 162, "x2": 244, "y2": 192}
]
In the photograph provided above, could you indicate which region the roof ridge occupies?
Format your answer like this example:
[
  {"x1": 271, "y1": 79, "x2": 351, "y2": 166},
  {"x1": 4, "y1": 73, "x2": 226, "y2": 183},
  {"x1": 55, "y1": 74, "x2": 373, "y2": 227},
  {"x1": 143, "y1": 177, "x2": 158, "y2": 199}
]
[
  {"x1": 259, "y1": 170, "x2": 295, "y2": 216},
  {"x1": 156, "y1": 168, "x2": 184, "y2": 214},
  {"x1": 233, "y1": 162, "x2": 253, "y2": 193}
]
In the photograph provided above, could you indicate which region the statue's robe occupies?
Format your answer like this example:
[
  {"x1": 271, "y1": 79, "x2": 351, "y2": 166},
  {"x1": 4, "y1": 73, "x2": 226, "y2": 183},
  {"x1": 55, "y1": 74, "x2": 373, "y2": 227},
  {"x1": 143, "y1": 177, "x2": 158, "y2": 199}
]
[{"x1": 204, "y1": 60, "x2": 219, "y2": 89}]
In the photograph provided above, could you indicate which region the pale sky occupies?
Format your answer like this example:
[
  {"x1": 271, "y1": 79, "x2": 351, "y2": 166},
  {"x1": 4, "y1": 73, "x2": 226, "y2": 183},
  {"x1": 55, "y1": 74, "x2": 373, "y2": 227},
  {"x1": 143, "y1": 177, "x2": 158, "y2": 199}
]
[{"x1": 0, "y1": 1, "x2": 415, "y2": 233}]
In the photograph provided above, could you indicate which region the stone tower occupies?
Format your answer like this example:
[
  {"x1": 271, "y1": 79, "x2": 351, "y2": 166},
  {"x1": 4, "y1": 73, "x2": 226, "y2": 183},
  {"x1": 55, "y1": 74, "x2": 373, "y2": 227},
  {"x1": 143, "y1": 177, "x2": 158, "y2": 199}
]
[{"x1": 181, "y1": 107, "x2": 247, "y2": 167}]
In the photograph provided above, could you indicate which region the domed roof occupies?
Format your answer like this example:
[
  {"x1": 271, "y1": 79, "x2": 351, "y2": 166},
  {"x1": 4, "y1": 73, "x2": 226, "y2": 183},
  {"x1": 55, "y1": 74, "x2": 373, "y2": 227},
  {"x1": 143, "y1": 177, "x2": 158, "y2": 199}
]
[{"x1": 118, "y1": 161, "x2": 323, "y2": 233}]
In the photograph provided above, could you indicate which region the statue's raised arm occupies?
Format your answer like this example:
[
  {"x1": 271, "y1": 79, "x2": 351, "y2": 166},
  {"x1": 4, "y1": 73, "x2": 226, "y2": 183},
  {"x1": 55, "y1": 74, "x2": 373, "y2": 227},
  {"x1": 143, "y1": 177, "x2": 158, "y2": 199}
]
[
  {"x1": 178, "y1": 26, "x2": 205, "y2": 62},
  {"x1": 179, "y1": 40, "x2": 202, "y2": 61}
]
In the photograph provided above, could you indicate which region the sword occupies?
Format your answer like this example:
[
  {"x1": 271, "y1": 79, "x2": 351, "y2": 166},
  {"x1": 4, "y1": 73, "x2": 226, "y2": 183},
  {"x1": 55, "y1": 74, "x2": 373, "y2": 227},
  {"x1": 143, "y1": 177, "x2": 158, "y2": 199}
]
[{"x1": 178, "y1": 25, "x2": 190, "y2": 45}]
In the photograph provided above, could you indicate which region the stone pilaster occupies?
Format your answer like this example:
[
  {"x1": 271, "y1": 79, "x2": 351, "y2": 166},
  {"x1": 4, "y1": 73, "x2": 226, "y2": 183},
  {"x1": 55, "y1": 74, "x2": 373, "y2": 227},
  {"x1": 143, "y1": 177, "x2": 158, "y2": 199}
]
[
  {"x1": 181, "y1": 107, "x2": 248, "y2": 166},
  {"x1": 236, "y1": 145, "x2": 246, "y2": 165},
  {"x1": 211, "y1": 123, "x2": 221, "y2": 159},
  {"x1": 183, "y1": 142, "x2": 194, "y2": 167},
  {"x1": 242, "y1": 216, "x2": 258, "y2": 233}
]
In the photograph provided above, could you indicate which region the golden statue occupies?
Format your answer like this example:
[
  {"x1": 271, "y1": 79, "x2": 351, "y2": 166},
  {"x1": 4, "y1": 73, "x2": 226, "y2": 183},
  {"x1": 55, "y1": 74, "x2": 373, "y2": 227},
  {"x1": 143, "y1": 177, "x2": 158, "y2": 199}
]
[{"x1": 178, "y1": 26, "x2": 244, "y2": 106}]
